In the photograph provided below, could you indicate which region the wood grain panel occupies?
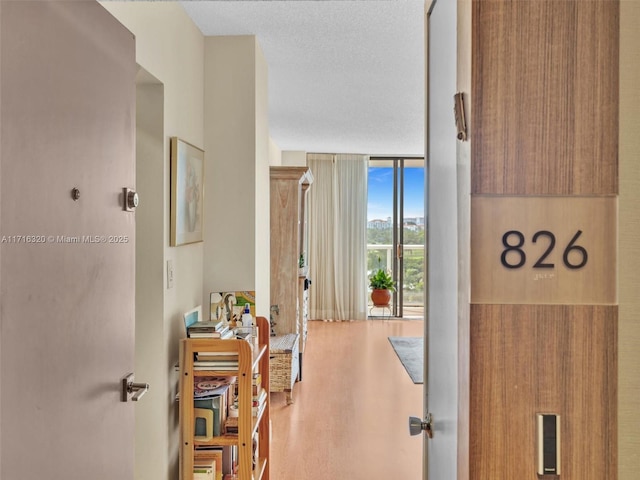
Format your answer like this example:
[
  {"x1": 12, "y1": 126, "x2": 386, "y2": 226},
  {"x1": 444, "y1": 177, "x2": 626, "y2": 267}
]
[
  {"x1": 471, "y1": 0, "x2": 619, "y2": 195},
  {"x1": 468, "y1": 304, "x2": 617, "y2": 480},
  {"x1": 270, "y1": 167, "x2": 312, "y2": 339},
  {"x1": 270, "y1": 169, "x2": 302, "y2": 337}
]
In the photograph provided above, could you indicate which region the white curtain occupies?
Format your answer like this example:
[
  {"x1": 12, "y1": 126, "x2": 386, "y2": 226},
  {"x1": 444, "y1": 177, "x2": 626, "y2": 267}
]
[{"x1": 307, "y1": 153, "x2": 368, "y2": 320}]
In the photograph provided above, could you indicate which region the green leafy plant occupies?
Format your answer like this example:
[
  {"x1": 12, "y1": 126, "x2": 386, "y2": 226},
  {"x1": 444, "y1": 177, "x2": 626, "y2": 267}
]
[
  {"x1": 369, "y1": 268, "x2": 396, "y2": 291},
  {"x1": 299, "y1": 253, "x2": 305, "y2": 268}
]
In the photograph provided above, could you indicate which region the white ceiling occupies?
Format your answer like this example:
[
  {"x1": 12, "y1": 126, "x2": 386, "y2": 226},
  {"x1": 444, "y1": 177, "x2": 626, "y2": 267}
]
[{"x1": 179, "y1": 0, "x2": 425, "y2": 156}]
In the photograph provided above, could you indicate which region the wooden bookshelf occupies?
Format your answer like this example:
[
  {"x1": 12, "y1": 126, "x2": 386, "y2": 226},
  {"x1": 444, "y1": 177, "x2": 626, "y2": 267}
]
[{"x1": 180, "y1": 316, "x2": 270, "y2": 480}]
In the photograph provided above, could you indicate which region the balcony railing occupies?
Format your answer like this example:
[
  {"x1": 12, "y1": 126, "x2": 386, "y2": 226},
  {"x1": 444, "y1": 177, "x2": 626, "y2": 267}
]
[{"x1": 367, "y1": 243, "x2": 425, "y2": 317}]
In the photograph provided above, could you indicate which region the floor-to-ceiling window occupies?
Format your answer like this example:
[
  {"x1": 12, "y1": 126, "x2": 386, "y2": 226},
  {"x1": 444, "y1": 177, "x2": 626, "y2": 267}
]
[{"x1": 367, "y1": 157, "x2": 425, "y2": 318}]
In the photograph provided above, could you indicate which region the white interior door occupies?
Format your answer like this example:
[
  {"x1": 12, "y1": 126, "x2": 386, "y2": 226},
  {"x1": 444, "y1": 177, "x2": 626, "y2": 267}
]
[
  {"x1": 425, "y1": 0, "x2": 458, "y2": 478},
  {"x1": 0, "y1": 2, "x2": 136, "y2": 478}
]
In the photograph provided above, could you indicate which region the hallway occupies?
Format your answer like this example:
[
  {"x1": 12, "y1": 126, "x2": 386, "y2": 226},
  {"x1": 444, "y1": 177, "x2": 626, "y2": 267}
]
[{"x1": 270, "y1": 319, "x2": 424, "y2": 479}]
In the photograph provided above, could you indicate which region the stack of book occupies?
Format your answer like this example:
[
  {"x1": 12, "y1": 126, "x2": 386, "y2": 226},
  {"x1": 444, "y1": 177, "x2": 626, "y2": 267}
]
[
  {"x1": 224, "y1": 387, "x2": 267, "y2": 436},
  {"x1": 192, "y1": 376, "x2": 236, "y2": 437},
  {"x1": 195, "y1": 446, "x2": 234, "y2": 480},
  {"x1": 188, "y1": 319, "x2": 234, "y2": 339},
  {"x1": 252, "y1": 388, "x2": 268, "y2": 418},
  {"x1": 193, "y1": 458, "x2": 216, "y2": 480},
  {"x1": 194, "y1": 351, "x2": 239, "y2": 371}
]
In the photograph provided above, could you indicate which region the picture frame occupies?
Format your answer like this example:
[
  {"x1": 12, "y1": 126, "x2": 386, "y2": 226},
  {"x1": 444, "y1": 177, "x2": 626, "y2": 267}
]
[
  {"x1": 170, "y1": 137, "x2": 204, "y2": 246},
  {"x1": 209, "y1": 291, "x2": 256, "y2": 323}
]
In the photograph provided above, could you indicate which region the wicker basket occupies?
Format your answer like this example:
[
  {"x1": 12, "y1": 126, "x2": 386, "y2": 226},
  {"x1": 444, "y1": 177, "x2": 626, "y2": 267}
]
[{"x1": 269, "y1": 333, "x2": 299, "y2": 404}]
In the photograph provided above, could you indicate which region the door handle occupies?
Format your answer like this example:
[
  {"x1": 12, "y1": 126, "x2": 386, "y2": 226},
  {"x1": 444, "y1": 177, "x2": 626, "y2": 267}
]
[
  {"x1": 409, "y1": 413, "x2": 433, "y2": 438},
  {"x1": 121, "y1": 373, "x2": 149, "y2": 402}
]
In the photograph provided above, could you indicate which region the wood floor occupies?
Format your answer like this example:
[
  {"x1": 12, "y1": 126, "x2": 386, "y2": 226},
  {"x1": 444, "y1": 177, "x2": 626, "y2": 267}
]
[{"x1": 269, "y1": 319, "x2": 424, "y2": 479}]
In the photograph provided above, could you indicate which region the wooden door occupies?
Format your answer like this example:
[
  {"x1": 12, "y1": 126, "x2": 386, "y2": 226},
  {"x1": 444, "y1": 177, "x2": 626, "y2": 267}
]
[
  {"x1": 0, "y1": 2, "x2": 136, "y2": 478},
  {"x1": 465, "y1": 0, "x2": 618, "y2": 478}
]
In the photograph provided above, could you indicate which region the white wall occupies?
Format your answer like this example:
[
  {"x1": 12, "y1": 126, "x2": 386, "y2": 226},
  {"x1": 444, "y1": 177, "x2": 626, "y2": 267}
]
[{"x1": 99, "y1": 3, "x2": 205, "y2": 479}]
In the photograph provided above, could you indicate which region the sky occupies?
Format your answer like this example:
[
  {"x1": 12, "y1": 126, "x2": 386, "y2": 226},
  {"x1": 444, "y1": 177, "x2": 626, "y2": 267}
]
[{"x1": 367, "y1": 166, "x2": 425, "y2": 221}]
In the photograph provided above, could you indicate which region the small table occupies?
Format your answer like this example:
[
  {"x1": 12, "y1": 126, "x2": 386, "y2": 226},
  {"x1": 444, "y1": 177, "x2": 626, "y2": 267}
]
[{"x1": 369, "y1": 304, "x2": 392, "y2": 318}]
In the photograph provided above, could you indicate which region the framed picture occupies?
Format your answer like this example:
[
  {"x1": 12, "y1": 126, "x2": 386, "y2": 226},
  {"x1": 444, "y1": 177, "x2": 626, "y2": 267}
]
[
  {"x1": 210, "y1": 291, "x2": 256, "y2": 323},
  {"x1": 170, "y1": 137, "x2": 204, "y2": 246}
]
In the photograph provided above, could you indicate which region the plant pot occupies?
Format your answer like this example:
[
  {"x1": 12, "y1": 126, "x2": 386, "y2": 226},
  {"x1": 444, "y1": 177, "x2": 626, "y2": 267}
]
[{"x1": 371, "y1": 289, "x2": 391, "y2": 307}]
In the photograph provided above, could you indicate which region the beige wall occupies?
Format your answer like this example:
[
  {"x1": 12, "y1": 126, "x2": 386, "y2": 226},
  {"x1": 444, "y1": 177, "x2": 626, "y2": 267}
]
[
  {"x1": 99, "y1": 3, "x2": 205, "y2": 479},
  {"x1": 282, "y1": 150, "x2": 308, "y2": 166},
  {"x1": 202, "y1": 36, "x2": 271, "y2": 318},
  {"x1": 254, "y1": 41, "x2": 271, "y2": 316},
  {"x1": 269, "y1": 138, "x2": 283, "y2": 166},
  {"x1": 100, "y1": 6, "x2": 274, "y2": 479},
  {"x1": 135, "y1": 74, "x2": 165, "y2": 480},
  {"x1": 618, "y1": 1, "x2": 640, "y2": 477}
]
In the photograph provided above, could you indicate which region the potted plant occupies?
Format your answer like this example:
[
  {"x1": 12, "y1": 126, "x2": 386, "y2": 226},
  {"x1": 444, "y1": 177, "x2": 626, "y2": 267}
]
[
  {"x1": 298, "y1": 253, "x2": 307, "y2": 276},
  {"x1": 369, "y1": 268, "x2": 396, "y2": 306}
]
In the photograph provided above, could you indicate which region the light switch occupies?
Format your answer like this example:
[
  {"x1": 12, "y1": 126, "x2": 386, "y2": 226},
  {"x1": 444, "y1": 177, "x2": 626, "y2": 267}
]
[
  {"x1": 537, "y1": 413, "x2": 560, "y2": 475},
  {"x1": 167, "y1": 260, "x2": 174, "y2": 289}
]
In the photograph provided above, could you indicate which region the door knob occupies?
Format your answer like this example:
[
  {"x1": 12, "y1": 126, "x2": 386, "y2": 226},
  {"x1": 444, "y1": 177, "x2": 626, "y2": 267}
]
[
  {"x1": 121, "y1": 373, "x2": 149, "y2": 402},
  {"x1": 409, "y1": 413, "x2": 433, "y2": 438}
]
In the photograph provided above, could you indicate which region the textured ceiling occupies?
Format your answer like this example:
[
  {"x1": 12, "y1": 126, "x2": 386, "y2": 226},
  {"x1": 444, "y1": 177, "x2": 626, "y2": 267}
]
[{"x1": 180, "y1": 0, "x2": 425, "y2": 156}]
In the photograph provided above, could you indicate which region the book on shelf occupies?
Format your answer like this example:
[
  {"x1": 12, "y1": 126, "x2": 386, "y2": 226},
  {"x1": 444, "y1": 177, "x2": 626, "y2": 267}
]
[
  {"x1": 194, "y1": 362, "x2": 239, "y2": 371},
  {"x1": 188, "y1": 327, "x2": 235, "y2": 339},
  {"x1": 184, "y1": 306, "x2": 231, "y2": 338},
  {"x1": 193, "y1": 458, "x2": 215, "y2": 480},
  {"x1": 223, "y1": 416, "x2": 238, "y2": 436},
  {"x1": 196, "y1": 445, "x2": 236, "y2": 476},
  {"x1": 196, "y1": 352, "x2": 238, "y2": 361},
  {"x1": 194, "y1": 390, "x2": 231, "y2": 437},
  {"x1": 253, "y1": 398, "x2": 267, "y2": 418},
  {"x1": 252, "y1": 372, "x2": 261, "y2": 396},
  {"x1": 193, "y1": 365, "x2": 238, "y2": 372},
  {"x1": 194, "y1": 376, "x2": 236, "y2": 399},
  {"x1": 195, "y1": 355, "x2": 238, "y2": 364},
  {"x1": 252, "y1": 388, "x2": 268, "y2": 407},
  {"x1": 193, "y1": 351, "x2": 238, "y2": 367},
  {"x1": 190, "y1": 320, "x2": 224, "y2": 330},
  {"x1": 193, "y1": 469, "x2": 213, "y2": 480},
  {"x1": 194, "y1": 358, "x2": 239, "y2": 365},
  {"x1": 195, "y1": 448, "x2": 224, "y2": 480}
]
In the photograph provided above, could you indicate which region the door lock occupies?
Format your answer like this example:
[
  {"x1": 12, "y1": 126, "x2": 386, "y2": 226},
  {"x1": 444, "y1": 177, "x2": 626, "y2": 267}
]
[
  {"x1": 123, "y1": 188, "x2": 139, "y2": 212},
  {"x1": 409, "y1": 413, "x2": 433, "y2": 438},
  {"x1": 121, "y1": 373, "x2": 149, "y2": 402}
]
